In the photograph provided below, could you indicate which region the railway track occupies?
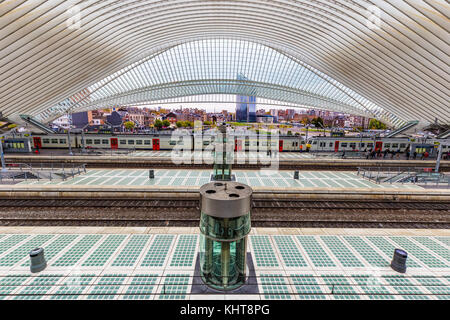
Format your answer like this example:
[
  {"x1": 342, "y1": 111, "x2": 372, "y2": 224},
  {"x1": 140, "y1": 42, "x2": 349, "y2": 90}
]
[
  {"x1": 0, "y1": 198, "x2": 448, "y2": 228},
  {"x1": 1, "y1": 199, "x2": 449, "y2": 210}
]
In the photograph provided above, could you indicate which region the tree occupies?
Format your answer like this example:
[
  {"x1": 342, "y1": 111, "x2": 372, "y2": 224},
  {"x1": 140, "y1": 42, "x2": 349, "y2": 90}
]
[
  {"x1": 176, "y1": 121, "x2": 183, "y2": 128},
  {"x1": 311, "y1": 117, "x2": 324, "y2": 128},
  {"x1": 301, "y1": 117, "x2": 310, "y2": 125},
  {"x1": 182, "y1": 121, "x2": 193, "y2": 128},
  {"x1": 369, "y1": 119, "x2": 387, "y2": 130},
  {"x1": 124, "y1": 121, "x2": 135, "y2": 131},
  {"x1": 162, "y1": 119, "x2": 170, "y2": 127},
  {"x1": 287, "y1": 130, "x2": 292, "y2": 135},
  {"x1": 154, "y1": 119, "x2": 163, "y2": 130}
]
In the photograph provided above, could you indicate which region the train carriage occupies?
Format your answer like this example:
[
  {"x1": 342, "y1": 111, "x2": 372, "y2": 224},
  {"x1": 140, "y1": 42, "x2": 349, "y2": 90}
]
[{"x1": 25, "y1": 132, "x2": 449, "y2": 156}]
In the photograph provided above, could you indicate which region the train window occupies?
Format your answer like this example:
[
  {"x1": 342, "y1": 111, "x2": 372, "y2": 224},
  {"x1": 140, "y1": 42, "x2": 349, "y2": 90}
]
[
  {"x1": 102, "y1": 139, "x2": 109, "y2": 144},
  {"x1": 120, "y1": 140, "x2": 126, "y2": 144},
  {"x1": 313, "y1": 141, "x2": 317, "y2": 145},
  {"x1": 368, "y1": 143, "x2": 374, "y2": 147},
  {"x1": 170, "y1": 141, "x2": 176, "y2": 146},
  {"x1": 350, "y1": 143, "x2": 356, "y2": 148},
  {"x1": 400, "y1": 143, "x2": 406, "y2": 148},
  {"x1": 341, "y1": 143, "x2": 348, "y2": 147},
  {"x1": 59, "y1": 139, "x2": 66, "y2": 144},
  {"x1": 136, "y1": 140, "x2": 142, "y2": 145},
  {"x1": 203, "y1": 141, "x2": 210, "y2": 145},
  {"x1": 128, "y1": 140, "x2": 134, "y2": 145},
  {"x1": 245, "y1": 142, "x2": 250, "y2": 147},
  {"x1": 392, "y1": 143, "x2": 399, "y2": 148},
  {"x1": 329, "y1": 142, "x2": 333, "y2": 147},
  {"x1": 94, "y1": 139, "x2": 101, "y2": 144},
  {"x1": 385, "y1": 143, "x2": 390, "y2": 148},
  {"x1": 301, "y1": 141, "x2": 305, "y2": 144},
  {"x1": 86, "y1": 139, "x2": 93, "y2": 144},
  {"x1": 144, "y1": 140, "x2": 151, "y2": 145},
  {"x1": 51, "y1": 139, "x2": 58, "y2": 143},
  {"x1": 271, "y1": 142, "x2": 277, "y2": 146},
  {"x1": 360, "y1": 143, "x2": 365, "y2": 147},
  {"x1": 43, "y1": 139, "x2": 50, "y2": 143}
]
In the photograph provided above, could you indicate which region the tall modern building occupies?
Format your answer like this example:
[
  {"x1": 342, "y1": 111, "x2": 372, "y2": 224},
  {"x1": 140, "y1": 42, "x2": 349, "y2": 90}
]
[{"x1": 235, "y1": 74, "x2": 256, "y2": 122}]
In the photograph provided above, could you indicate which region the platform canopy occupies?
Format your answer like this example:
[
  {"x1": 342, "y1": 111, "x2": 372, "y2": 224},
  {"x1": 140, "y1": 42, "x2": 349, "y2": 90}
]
[{"x1": 0, "y1": 1, "x2": 448, "y2": 128}]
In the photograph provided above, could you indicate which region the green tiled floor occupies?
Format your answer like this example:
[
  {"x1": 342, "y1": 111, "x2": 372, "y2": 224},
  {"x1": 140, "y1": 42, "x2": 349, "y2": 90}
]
[
  {"x1": 412, "y1": 237, "x2": 449, "y2": 263},
  {"x1": 87, "y1": 274, "x2": 127, "y2": 300},
  {"x1": 290, "y1": 274, "x2": 326, "y2": 299},
  {"x1": 82, "y1": 235, "x2": 126, "y2": 267},
  {"x1": 389, "y1": 237, "x2": 447, "y2": 269},
  {"x1": 343, "y1": 236, "x2": 389, "y2": 268},
  {"x1": 273, "y1": 236, "x2": 307, "y2": 267},
  {"x1": 383, "y1": 275, "x2": 429, "y2": 300},
  {"x1": 0, "y1": 235, "x2": 30, "y2": 255},
  {"x1": 0, "y1": 235, "x2": 54, "y2": 267},
  {"x1": 0, "y1": 275, "x2": 29, "y2": 300},
  {"x1": 14, "y1": 274, "x2": 63, "y2": 300},
  {"x1": 51, "y1": 274, "x2": 95, "y2": 300},
  {"x1": 123, "y1": 274, "x2": 159, "y2": 300},
  {"x1": 321, "y1": 236, "x2": 365, "y2": 268},
  {"x1": 251, "y1": 236, "x2": 279, "y2": 268},
  {"x1": 352, "y1": 275, "x2": 394, "y2": 300},
  {"x1": 140, "y1": 235, "x2": 175, "y2": 267},
  {"x1": 0, "y1": 233, "x2": 448, "y2": 300},
  {"x1": 321, "y1": 275, "x2": 360, "y2": 300},
  {"x1": 260, "y1": 274, "x2": 291, "y2": 300},
  {"x1": 52, "y1": 235, "x2": 103, "y2": 267},
  {"x1": 158, "y1": 274, "x2": 190, "y2": 300},
  {"x1": 296, "y1": 236, "x2": 336, "y2": 268},
  {"x1": 112, "y1": 235, "x2": 151, "y2": 267},
  {"x1": 22, "y1": 235, "x2": 79, "y2": 266},
  {"x1": 366, "y1": 236, "x2": 421, "y2": 268},
  {"x1": 18, "y1": 169, "x2": 424, "y2": 190},
  {"x1": 169, "y1": 235, "x2": 197, "y2": 267}
]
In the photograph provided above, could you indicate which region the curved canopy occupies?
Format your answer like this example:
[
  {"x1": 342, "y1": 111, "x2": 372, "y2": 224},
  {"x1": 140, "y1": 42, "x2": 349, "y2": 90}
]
[{"x1": 1, "y1": 0, "x2": 449, "y2": 128}]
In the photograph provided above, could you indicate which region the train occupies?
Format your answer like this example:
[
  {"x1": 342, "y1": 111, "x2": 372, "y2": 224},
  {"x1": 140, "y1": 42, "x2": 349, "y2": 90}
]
[
  {"x1": 306, "y1": 135, "x2": 450, "y2": 156},
  {"x1": 4, "y1": 132, "x2": 449, "y2": 156},
  {"x1": 26, "y1": 132, "x2": 305, "y2": 152}
]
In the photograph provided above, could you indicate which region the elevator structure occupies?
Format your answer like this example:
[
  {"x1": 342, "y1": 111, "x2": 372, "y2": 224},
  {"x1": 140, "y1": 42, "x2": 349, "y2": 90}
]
[
  {"x1": 199, "y1": 181, "x2": 252, "y2": 290},
  {"x1": 212, "y1": 123, "x2": 234, "y2": 181}
]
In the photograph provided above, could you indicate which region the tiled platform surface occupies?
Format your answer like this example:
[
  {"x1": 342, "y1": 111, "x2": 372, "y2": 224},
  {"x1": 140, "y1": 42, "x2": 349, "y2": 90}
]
[
  {"x1": 17, "y1": 169, "x2": 424, "y2": 190},
  {"x1": 0, "y1": 227, "x2": 448, "y2": 300}
]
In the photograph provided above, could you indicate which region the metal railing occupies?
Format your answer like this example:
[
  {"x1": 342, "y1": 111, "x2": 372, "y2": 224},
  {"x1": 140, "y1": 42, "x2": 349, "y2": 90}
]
[
  {"x1": 0, "y1": 162, "x2": 86, "y2": 183},
  {"x1": 73, "y1": 148, "x2": 134, "y2": 156},
  {"x1": 357, "y1": 166, "x2": 450, "y2": 187}
]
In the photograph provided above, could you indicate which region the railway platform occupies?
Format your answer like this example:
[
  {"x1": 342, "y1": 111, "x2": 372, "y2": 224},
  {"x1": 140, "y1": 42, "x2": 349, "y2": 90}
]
[
  {"x1": 0, "y1": 226, "x2": 448, "y2": 300},
  {"x1": 4, "y1": 152, "x2": 450, "y2": 171},
  {"x1": 2, "y1": 169, "x2": 449, "y2": 201}
]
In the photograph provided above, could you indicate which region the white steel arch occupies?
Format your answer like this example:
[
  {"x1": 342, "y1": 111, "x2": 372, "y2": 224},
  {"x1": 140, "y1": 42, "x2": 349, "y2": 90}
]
[{"x1": 0, "y1": 0, "x2": 448, "y2": 127}]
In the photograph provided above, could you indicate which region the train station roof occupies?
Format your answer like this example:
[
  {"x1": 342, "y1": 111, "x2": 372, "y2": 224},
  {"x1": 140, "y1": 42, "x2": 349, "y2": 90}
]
[{"x1": 0, "y1": 1, "x2": 448, "y2": 128}]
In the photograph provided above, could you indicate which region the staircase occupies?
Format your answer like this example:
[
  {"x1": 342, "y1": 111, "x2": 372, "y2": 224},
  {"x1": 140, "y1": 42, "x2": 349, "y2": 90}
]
[
  {"x1": 19, "y1": 115, "x2": 54, "y2": 134},
  {"x1": 437, "y1": 129, "x2": 450, "y2": 139},
  {"x1": 385, "y1": 120, "x2": 419, "y2": 138}
]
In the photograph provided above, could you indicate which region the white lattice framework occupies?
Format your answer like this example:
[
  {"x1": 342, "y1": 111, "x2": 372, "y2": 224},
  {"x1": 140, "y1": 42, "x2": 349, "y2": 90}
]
[{"x1": 0, "y1": 1, "x2": 448, "y2": 128}]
